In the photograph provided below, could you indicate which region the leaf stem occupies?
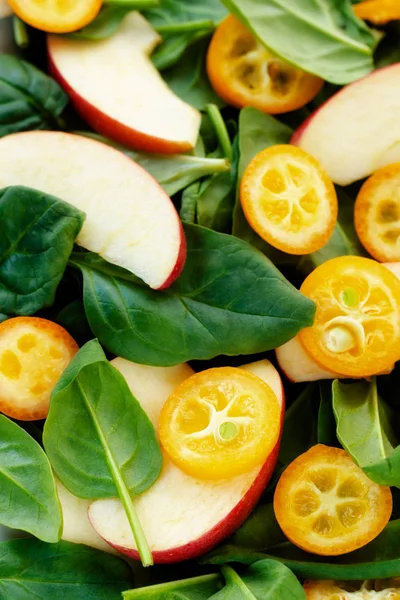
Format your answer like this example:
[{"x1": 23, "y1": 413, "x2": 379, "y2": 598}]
[
  {"x1": 13, "y1": 16, "x2": 29, "y2": 49},
  {"x1": 103, "y1": 0, "x2": 158, "y2": 7},
  {"x1": 206, "y1": 104, "x2": 233, "y2": 162},
  {"x1": 155, "y1": 20, "x2": 215, "y2": 34}
]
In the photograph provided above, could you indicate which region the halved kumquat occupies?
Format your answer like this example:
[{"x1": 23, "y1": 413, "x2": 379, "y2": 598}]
[
  {"x1": 158, "y1": 366, "x2": 281, "y2": 481},
  {"x1": 354, "y1": 0, "x2": 400, "y2": 25},
  {"x1": 8, "y1": 0, "x2": 102, "y2": 34},
  {"x1": 355, "y1": 163, "x2": 400, "y2": 262},
  {"x1": 299, "y1": 256, "x2": 400, "y2": 377},
  {"x1": 0, "y1": 317, "x2": 78, "y2": 420},
  {"x1": 274, "y1": 445, "x2": 392, "y2": 556},
  {"x1": 304, "y1": 579, "x2": 400, "y2": 599},
  {"x1": 206, "y1": 15, "x2": 324, "y2": 114},
  {"x1": 240, "y1": 145, "x2": 338, "y2": 254}
]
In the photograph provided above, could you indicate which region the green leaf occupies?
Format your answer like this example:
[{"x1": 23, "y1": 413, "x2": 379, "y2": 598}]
[
  {"x1": 210, "y1": 561, "x2": 306, "y2": 600},
  {"x1": 0, "y1": 416, "x2": 61, "y2": 543},
  {"x1": 0, "y1": 186, "x2": 85, "y2": 316},
  {"x1": 70, "y1": 223, "x2": 315, "y2": 366},
  {"x1": 123, "y1": 573, "x2": 222, "y2": 600},
  {"x1": 317, "y1": 382, "x2": 338, "y2": 446},
  {"x1": 231, "y1": 504, "x2": 286, "y2": 552},
  {"x1": 43, "y1": 340, "x2": 162, "y2": 565},
  {"x1": 220, "y1": 0, "x2": 375, "y2": 84},
  {"x1": 233, "y1": 108, "x2": 297, "y2": 268},
  {"x1": 0, "y1": 538, "x2": 132, "y2": 599},
  {"x1": 161, "y1": 38, "x2": 224, "y2": 110},
  {"x1": 0, "y1": 55, "x2": 67, "y2": 136},
  {"x1": 204, "y1": 519, "x2": 400, "y2": 580},
  {"x1": 76, "y1": 132, "x2": 230, "y2": 198},
  {"x1": 333, "y1": 379, "x2": 400, "y2": 487}
]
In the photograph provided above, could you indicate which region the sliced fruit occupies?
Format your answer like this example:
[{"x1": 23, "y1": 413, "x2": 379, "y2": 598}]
[
  {"x1": 240, "y1": 145, "x2": 337, "y2": 254},
  {"x1": 207, "y1": 15, "x2": 323, "y2": 114},
  {"x1": 292, "y1": 65, "x2": 400, "y2": 185},
  {"x1": 274, "y1": 444, "x2": 392, "y2": 556},
  {"x1": 48, "y1": 12, "x2": 201, "y2": 154},
  {"x1": 89, "y1": 358, "x2": 285, "y2": 563},
  {"x1": 355, "y1": 163, "x2": 400, "y2": 262},
  {"x1": 354, "y1": 0, "x2": 400, "y2": 25},
  {"x1": 304, "y1": 578, "x2": 400, "y2": 599},
  {"x1": 9, "y1": 0, "x2": 101, "y2": 33},
  {"x1": 0, "y1": 317, "x2": 78, "y2": 420},
  {"x1": 299, "y1": 256, "x2": 400, "y2": 377},
  {"x1": 159, "y1": 366, "x2": 281, "y2": 481},
  {"x1": 0, "y1": 0, "x2": 12, "y2": 18},
  {"x1": 276, "y1": 336, "x2": 340, "y2": 383},
  {"x1": 0, "y1": 131, "x2": 186, "y2": 289}
]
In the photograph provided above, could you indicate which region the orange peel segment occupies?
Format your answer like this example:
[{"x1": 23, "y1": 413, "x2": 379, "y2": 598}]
[
  {"x1": 355, "y1": 163, "x2": 400, "y2": 262},
  {"x1": 8, "y1": 0, "x2": 102, "y2": 34},
  {"x1": 299, "y1": 256, "x2": 400, "y2": 377},
  {"x1": 158, "y1": 366, "x2": 281, "y2": 481},
  {"x1": 240, "y1": 144, "x2": 338, "y2": 255},
  {"x1": 0, "y1": 317, "x2": 78, "y2": 420},
  {"x1": 274, "y1": 445, "x2": 392, "y2": 556},
  {"x1": 206, "y1": 15, "x2": 323, "y2": 114}
]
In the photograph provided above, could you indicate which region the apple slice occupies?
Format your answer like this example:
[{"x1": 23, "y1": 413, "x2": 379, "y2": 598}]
[
  {"x1": 292, "y1": 65, "x2": 400, "y2": 185},
  {"x1": 0, "y1": 131, "x2": 185, "y2": 289},
  {"x1": 0, "y1": 0, "x2": 12, "y2": 18},
  {"x1": 47, "y1": 12, "x2": 201, "y2": 154},
  {"x1": 276, "y1": 336, "x2": 340, "y2": 383},
  {"x1": 89, "y1": 358, "x2": 285, "y2": 563}
]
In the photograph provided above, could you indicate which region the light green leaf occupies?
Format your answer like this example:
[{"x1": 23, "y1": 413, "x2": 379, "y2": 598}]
[{"x1": 123, "y1": 573, "x2": 222, "y2": 600}]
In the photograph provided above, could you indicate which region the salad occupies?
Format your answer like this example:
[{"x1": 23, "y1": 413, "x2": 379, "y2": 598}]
[{"x1": 1, "y1": 0, "x2": 400, "y2": 598}]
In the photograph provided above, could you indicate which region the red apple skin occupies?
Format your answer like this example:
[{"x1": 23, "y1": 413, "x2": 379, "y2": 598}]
[
  {"x1": 90, "y1": 384, "x2": 285, "y2": 564},
  {"x1": 48, "y1": 49, "x2": 194, "y2": 155},
  {"x1": 157, "y1": 221, "x2": 187, "y2": 290}
]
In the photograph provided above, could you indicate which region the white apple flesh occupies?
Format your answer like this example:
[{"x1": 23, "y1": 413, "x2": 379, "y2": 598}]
[
  {"x1": 0, "y1": 0, "x2": 11, "y2": 18},
  {"x1": 0, "y1": 131, "x2": 186, "y2": 289},
  {"x1": 47, "y1": 12, "x2": 201, "y2": 154},
  {"x1": 292, "y1": 64, "x2": 400, "y2": 185},
  {"x1": 88, "y1": 358, "x2": 285, "y2": 563}
]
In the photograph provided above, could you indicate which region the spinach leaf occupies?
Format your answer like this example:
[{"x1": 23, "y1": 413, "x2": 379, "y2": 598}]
[
  {"x1": 221, "y1": 0, "x2": 375, "y2": 84},
  {"x1": 70, "y1": 224, "x2": 315, "y2": 366},
  {"x1": 197, "y1": 169, "x2": 237, "y2": 233},
  {"x1": 210, "y1": 561, "x2": 306, "y2": 600},
  {"x1": 161, "y1": 38, "x2": 224, "y2": 110},
  {"x1": 56, "y1": 299, "x2": 93, "y2": 346},
  {"x1": 43, "y1": 340, "x2": 162, "y2": 566},
  {"x1": 152, "y1": 29, "x2": 213, "y2": 71},
  {"x1": 0, "y1": 538, "x2": 132, "y2": 599},
  {"x1": 123, "y1": 573, "x2": 222, "y2": 600},
  {"x1": 233, "y1": 108, "x2": 297, "y2": 268},
  {"x1": 318, "y1": 382, "x2": 338, "y2": 446},
  {"x1": 231, "y1": 504, "x2": 286, "y2": 551},
  {"x1": 0, "y1": 186, "x2": 85, "y2": 316},
  {"x1": 0, "y1": 415, "x2": 61, "y2": 543},
  {"x1": 333, "y1": 379, "x2": 400, "y2": 487},
  {"x1": 77, "y1": 132, "x2": 230, "y2": 198},
  {"x1": 205, "y1": 519, "x2": 400, "y2": 580},
  {"x1": 0, "y1": 55, "x2": 67, "y2": 136}
]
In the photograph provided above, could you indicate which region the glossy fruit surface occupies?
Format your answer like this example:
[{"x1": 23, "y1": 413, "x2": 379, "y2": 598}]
[{"x1": 9, "y1": 0, "x2": 101, "y2": 33}]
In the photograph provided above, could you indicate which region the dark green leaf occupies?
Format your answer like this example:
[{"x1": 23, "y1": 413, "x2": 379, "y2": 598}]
[
  {"x1": 56, "y1": 299, "x2": 93, "y2": 346},
  {"x1": 210, "y1": 561, "x2": 305, "y2": 600},
  {"x1": 0, "y1": 416, "x2": 61, "y2": 543},
  {"x1": 221, "y1": 0, "x2": 375, "y2": 84},
  {"x1": 0, "y1": 538, "x2": 132, "y2": 599},
  {"x1": 204, "y1": 519, "x2": 400, "y2": 580},
  {"x1": 43, "y1": 339, "x2": 162, "y2": 565},
  {"x1": 123, "y1": 573, "x2": 222, "y2": 600},
  {"x1": 230, "y1": 504, "x2": 286, "y2": 551},
  {"x1": 152, "y1": 29, "x2": 213, "y2": 71},
  {"x1": 0, "y1": 54, "x2": 67, "y2": 136},
  {"x1": 317, "y1": 382, "x2": 338, "y2": 446},
  {"x1": 144, "y1": 0, "x2": 227, "y2": 30},
  {"x1": 333, "y1": 379, "x2": 400, "y2": 487},
  {"x1": 70, "y1": 224, "x2": 315, "y2": 366},
  {"x1": 0, "y1": 186, "x2": 85, "y2": 316}
]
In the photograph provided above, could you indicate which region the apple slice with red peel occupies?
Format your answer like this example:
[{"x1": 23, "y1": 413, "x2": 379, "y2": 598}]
[
  {"x1": 276, "y1": 336, "x2": 340, "y2": 383},
  {"x1": 0, "y1": 131, "x2": 186, "y2": 289},
  {"x1": 47, "y1": 12, "x2": 201, "y2": 154},
  {"x1": 292, "y1": 65, "x2": 400, "y2": 185},
  {"x1": 89, "y1": 358, "x2": 285, "y2": 564}
]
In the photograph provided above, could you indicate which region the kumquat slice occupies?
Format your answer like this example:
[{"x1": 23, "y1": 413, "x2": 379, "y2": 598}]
[
  {"x1": 240, "y1": 145, "x2": 338, "y2": 254},
  {"x1": 158, "y1": 366, "x2": 281, "y2": 481},
  {"x1": 304, "y1": 578, "x2": 400, "y2": 599},
  {"x1": 299, "y1": 256, "x2": 400, "y2": 377},
  {"x1": 355, "y1": 163, "x2": 400, "y2": 262},
  {"x1": 274, "y1": 445, "x2": 392, "y2": 556},
  {"x1": 8, "y1": 0, "x2": 102, "y2": 34},
  {"x1": 0, "y1": 317, "x2": 78, "y2": 420},
  {"x1": 354, "y1": 0, "x2": 400, "y2": 25},
  {"x1": 206, "y1": 15, "x2": 324, "y2": 114}
]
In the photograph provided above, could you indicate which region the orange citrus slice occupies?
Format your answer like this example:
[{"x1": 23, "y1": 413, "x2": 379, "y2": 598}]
[
  {"x1": 0, "y1": 317, "x2": 78, "y2": 420},
  {"x1": 206, "y1": 15, "x2": 323, "y2": 114},
  {"x1": 354, "y1": 0, "x2": 400, "y2": 25},
  {"x1": 158, "y1": 366, "x2": 281, "y2": 481},
  {"x1": 304, "y1": 579, "x2": 400, "y2": 599},
  {"x1": 355, "y1": 163, "x2": 400, "y2": 262},
  {"x1": 240, "y1": 145, "x2": 338, "y2": 254},
  {"x1": 274, "y1": 445, "x2": 392, "y2": 556},
  {"x1": 8, "y1": 0, "x2": 102, "y2": 34}
]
